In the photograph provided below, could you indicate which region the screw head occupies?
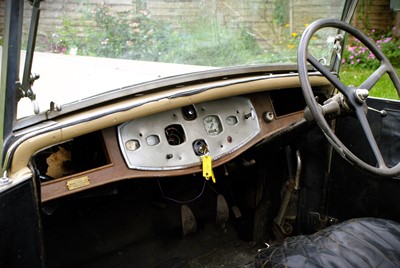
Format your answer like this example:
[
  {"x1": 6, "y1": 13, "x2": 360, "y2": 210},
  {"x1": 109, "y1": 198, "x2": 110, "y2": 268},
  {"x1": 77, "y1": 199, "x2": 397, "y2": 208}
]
[{"x1": 355, "y1": 88, "x2": 369, "y2": 103}]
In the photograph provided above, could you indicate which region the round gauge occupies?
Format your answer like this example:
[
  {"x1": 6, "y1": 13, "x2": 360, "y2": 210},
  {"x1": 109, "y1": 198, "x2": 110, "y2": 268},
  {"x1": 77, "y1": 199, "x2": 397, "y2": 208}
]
[
  {"x1": 203, "y1": 115, "x2": 223, "y2": 136},
  {"x1": 226, "y1": 115, "x2": 238, "y2": 126}
]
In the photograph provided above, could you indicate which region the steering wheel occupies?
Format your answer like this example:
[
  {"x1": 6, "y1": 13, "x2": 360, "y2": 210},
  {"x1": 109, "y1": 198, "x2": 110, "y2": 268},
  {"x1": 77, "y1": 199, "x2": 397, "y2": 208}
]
[{"x1": 298, "y1": 19, "x2": 400, "y2": 177}]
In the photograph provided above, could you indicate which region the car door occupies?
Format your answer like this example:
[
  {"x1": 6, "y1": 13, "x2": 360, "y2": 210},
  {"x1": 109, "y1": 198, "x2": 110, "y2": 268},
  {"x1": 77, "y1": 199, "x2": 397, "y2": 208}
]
[
  {"x1": 0, "y1": 169, "x2": 45, "y2": 267},
  {"x1": 0, "y1": 0, "x2": 45, "y2": 267}
]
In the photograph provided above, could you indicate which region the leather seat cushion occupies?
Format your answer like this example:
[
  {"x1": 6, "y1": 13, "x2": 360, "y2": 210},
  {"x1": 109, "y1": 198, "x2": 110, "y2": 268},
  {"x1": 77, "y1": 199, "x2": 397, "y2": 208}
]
[{"x1": 251, "y1": 218, "x2": 400, "y2": 268}]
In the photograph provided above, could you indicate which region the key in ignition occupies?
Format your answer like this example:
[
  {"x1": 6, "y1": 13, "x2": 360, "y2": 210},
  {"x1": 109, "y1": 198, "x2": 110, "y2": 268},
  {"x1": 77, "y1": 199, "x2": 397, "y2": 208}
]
[{"x1": 193, "y1": 139, "x2": 209, "y2": 156}]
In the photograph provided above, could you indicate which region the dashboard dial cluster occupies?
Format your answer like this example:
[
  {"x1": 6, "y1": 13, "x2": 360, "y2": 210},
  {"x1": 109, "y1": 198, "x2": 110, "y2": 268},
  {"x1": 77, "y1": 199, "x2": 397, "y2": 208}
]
[{"x1": 117, "y1": 97, "x2": 260, "y2": 170}]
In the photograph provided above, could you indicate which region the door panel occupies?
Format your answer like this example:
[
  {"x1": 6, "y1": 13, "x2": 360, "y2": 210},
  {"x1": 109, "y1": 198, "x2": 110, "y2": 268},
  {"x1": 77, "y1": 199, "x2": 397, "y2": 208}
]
[
  {"x1": 328, "y1": 97, "x2": 400, "y2": 222},
  {"x1": 0, "y1": 169, "x2": 45, "y2": 268}
]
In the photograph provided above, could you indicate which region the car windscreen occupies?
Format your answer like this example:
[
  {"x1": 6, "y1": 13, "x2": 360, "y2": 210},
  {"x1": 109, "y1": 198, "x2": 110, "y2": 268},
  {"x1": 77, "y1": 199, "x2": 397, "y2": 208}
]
[{"x1": 17, "y1": 0, "x2": 346, "y2": 118}]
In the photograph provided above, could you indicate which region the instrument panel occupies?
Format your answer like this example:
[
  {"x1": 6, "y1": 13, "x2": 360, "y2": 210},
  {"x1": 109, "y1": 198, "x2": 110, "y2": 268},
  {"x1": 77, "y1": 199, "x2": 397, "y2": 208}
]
[{"x1": 118, "y1": 97, "x2": 260, "y2": 170}]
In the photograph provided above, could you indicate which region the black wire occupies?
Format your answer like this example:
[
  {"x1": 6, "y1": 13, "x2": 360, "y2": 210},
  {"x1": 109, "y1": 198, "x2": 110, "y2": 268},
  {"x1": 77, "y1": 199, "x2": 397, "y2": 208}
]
[{"x1": 157, "y1": 178, "x2": 207, "y2": 204}]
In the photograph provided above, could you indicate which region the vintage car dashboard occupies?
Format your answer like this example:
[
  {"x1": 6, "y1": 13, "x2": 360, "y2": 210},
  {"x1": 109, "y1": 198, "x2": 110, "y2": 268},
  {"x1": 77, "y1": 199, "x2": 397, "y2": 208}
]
[
  {"x1": 118, "y1": 97, "x2": 259, "y2": 170},
  {"x1": 32, "y1": 87, "x2": 327, "y2": 202}
]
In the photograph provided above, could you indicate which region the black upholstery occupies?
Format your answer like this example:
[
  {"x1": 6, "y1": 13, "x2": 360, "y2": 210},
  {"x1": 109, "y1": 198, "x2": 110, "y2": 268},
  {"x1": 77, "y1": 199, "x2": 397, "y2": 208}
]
[{"x1": 249, "y1": 218, "x2": 400, "y2": 268}]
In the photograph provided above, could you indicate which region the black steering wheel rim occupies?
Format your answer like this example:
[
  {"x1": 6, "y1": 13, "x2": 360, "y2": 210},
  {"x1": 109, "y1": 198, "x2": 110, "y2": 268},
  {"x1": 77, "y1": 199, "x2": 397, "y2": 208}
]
[{"x1": 298, "y1": 18, "x2": 400, "y2": 177}]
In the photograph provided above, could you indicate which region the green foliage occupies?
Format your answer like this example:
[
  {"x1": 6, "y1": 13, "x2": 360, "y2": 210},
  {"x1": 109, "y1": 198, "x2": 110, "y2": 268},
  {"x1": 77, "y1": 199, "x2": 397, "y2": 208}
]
[
  {"x1": 79, "y1": 5, "x2": 168, "y2": 60},
  {"x1": 342, "y1": 28, "x2": 400, "y2": 69},
  {"x1": 41, "y1": 4, "x2": 262, "y2": 67},
  {"x1": 355, "y1": 0, "x2": 373, "y2": 29},
  {"x1": 340, "y1": 66, "x2": 400, "y2": 100},
  {"x1": 49, "y1": 16, "x2": 80, "y2": 54},
  {"x1": 158, "y1": 19, "x2": 262, "y2": 66},
  {"x1": 272, "y1": 0, "x2": 289, "y2": 26},
  {"x1": 341, "y1": 28, "x2": 400, "y2": 100},
  {"x1": 38, "y1": 4, "x2": 168, "y2": 60}
]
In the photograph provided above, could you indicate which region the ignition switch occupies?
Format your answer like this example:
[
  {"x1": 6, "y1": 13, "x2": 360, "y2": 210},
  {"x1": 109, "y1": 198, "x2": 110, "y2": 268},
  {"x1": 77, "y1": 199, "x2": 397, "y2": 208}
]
[{"x1": 193, "y1": 139, "x2": 209, "y2": 156}]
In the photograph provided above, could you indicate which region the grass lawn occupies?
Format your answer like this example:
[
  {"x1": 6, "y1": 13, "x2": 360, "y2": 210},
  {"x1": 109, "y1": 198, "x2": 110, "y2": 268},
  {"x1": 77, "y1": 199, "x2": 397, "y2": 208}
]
[{"x1": 340, "y1": 66, "x2": 400, "y2": 100}]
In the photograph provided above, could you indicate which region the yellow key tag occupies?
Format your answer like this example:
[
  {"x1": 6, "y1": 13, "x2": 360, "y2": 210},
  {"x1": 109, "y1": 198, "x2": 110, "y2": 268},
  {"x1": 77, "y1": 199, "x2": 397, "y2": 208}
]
[{"x1": 202, "y1": 155, "x2": 216, "y2": 183}]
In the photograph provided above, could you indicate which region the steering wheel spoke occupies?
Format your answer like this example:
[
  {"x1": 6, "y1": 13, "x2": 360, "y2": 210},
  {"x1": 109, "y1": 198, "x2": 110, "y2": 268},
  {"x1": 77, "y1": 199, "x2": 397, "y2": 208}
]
[
  {"x1": 354, "y1": 107, "x2": 386, "y2": 168},
  {"x1": 307, "y1": 53, "x2": 349, "y2": 96},
  {"x1": 359, "y1": 65, "x2": 388, "y2": 91}
]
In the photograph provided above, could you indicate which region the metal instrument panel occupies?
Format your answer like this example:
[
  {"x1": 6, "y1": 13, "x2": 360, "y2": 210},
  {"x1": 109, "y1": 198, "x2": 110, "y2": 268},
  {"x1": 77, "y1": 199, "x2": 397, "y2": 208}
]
[{"x1": 118, "y1": 97, "x2": 260, "y2": 170}]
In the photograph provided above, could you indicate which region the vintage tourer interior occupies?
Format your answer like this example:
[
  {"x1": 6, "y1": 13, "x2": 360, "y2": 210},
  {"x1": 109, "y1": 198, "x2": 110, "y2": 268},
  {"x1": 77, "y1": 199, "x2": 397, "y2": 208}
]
[{"x1": 1, "y1": 0, "x2": 400, "y2": 267}]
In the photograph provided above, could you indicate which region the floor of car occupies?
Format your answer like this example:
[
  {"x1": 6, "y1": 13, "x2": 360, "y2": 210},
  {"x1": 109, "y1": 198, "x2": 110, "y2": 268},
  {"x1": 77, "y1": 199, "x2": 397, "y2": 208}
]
[{"x1": 42, "y1": 180, "x2": 259, "y2": 268}]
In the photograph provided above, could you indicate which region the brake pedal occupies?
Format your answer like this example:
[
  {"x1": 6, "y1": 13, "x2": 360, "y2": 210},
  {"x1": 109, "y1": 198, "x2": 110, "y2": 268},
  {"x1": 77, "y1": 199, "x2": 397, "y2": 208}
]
[
  {"x1": 181, "y1": 205, "x2": 197, "y2": 236},
  {"x1": 216, "y1": 194, "x2": 229, "y2": 228}
]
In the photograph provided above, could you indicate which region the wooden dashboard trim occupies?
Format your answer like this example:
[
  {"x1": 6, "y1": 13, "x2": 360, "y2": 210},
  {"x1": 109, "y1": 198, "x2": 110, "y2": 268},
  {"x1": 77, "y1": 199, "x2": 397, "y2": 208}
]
[
  {"x1": 10, "y1": 75, "x2": 329, "y2": 177},
  {"x1": 40, "y1": 92, "x2": 306, "y2": 202}
]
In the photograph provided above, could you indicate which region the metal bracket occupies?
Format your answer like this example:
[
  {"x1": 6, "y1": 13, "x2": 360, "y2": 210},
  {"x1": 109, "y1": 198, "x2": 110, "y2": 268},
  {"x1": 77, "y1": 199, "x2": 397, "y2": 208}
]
[
  {"x1": 17, "y1": 77, "x2": 40, "y2": 114},
  {"x1": 18, "y1": 73, "x2": 40, "y2": 100},
  {"x1": 273, "y1": 150, "x2": 302, "y2": 239},
  {"x1": 0, "y1": 171, "x2": 12, "y2": 187},
  {"x1": 18, "y1": 0, "x2": 42, "y2": 114},
  {"x1": 333, "y1": 34, "x2": 343, "y2": 62},
  {"x1": 49, "y1": 101, "x2": 62, "y2": 112}
]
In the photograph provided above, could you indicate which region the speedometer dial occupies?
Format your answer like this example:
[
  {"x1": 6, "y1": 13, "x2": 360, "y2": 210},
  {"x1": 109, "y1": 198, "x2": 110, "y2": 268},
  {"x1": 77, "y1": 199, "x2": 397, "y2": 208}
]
[{"x1": 203, "y1": 115, "x2": 223, "y2": 136}]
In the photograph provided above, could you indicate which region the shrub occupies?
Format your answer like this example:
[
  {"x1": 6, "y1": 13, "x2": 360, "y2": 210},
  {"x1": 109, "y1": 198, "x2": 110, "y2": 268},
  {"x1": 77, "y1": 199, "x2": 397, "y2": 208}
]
[
  {"x1": 342, "y1": 28, "x2": 400, "y2": 69},
  {"x1": 49, "y1": 16, "x2": 80, "y2": 54},
  {"x1": 41, "y1": 4, "x2": 262, "y2": 67},
  {"x1": 39, "y1": 4, "x2": 168, "y2": 60},
  {"x1": 158, "y1": 19, "x2": 262, "y2": 67},
  {"x1": 80, "y1": 4, "x2": 168, "y2": 61}
]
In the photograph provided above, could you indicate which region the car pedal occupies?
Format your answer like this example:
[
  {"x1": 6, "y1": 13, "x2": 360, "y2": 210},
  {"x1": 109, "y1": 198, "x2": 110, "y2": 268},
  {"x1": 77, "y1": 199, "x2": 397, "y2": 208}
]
[
  {"x1": 216, "y1": 194, "x2": 229, "y2": 228},
  {"x1": 181, "y1": 205, "x2": 197, "y2": 236}
]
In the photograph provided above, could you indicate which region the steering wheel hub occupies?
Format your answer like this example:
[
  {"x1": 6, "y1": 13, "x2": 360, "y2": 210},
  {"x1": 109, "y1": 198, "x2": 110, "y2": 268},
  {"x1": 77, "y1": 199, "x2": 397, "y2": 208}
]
[{"x1": 355, "y1": 88, "x2": 369, "y2": 103}]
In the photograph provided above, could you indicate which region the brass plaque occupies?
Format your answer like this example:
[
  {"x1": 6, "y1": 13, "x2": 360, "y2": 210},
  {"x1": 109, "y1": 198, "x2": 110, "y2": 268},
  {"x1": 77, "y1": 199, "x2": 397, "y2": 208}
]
[{"x1": 66, "y1": 176, "x2": 90, "y2": 191}]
